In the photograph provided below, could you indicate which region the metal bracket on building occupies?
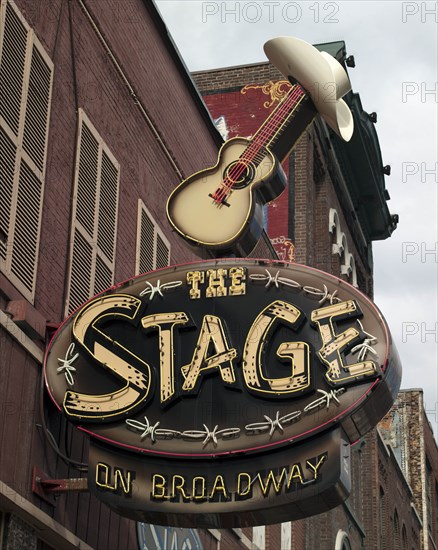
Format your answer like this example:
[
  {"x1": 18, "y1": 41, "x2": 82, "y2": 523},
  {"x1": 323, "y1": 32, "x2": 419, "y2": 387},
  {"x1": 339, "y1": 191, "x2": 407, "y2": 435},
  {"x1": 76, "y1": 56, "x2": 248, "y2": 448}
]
[{"x1": 32, "y1": 466, "x2": 88, "y2": 505}]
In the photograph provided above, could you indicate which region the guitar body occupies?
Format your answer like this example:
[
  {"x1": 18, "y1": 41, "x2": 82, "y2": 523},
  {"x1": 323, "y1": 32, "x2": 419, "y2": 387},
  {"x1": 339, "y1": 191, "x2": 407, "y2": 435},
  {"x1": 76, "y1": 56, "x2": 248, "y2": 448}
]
[{"x1": 166, "y1": 137, "x2": 287, "y2": 255}]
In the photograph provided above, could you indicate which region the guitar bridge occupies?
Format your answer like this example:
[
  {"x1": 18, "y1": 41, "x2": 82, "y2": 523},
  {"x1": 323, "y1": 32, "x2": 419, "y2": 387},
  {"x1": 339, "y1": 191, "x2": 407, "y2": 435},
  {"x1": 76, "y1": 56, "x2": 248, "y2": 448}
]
[{"x1": 209, "y1": 193, "x2": 231, "y2": 207}]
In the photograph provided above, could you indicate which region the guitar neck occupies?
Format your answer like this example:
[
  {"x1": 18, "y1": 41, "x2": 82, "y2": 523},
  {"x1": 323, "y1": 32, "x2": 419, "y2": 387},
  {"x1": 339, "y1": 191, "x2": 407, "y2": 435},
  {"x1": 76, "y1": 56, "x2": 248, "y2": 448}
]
[{"x1": 247, "y1": 83, "x2": 317, "y2": 164}]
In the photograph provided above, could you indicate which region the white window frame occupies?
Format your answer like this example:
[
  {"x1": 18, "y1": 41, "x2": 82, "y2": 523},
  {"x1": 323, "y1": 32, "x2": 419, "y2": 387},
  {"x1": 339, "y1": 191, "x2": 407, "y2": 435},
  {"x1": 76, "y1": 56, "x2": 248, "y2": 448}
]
[{"x1": 0, "y1": 0, "x2": 54, "y2": 302}]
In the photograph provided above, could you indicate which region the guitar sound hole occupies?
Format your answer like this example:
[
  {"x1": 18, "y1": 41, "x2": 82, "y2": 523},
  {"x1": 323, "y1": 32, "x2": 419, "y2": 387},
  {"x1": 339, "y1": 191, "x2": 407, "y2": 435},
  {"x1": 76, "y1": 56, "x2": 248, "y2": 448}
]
[{"x1": 223, "y1": 160, "x2": 255, "y2": 189}]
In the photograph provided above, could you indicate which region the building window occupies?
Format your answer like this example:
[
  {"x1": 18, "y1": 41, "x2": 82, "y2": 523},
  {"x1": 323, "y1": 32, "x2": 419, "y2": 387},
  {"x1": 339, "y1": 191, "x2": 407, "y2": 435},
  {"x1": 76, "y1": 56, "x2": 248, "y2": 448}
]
[
  {"x1": 379, "y1": 487, "x2": 386, "y2": 547},
  {"x1": 393, "y1": 508, "x2": 400, "y2": 549},
  {"x1": 65, "y1": 109, "x2": 120, "y2": 315},
  {"x1": 136, "y1": 200, "x2": 170, "y2": 275},
  {"x1": 0, "y1": 0, "x2": 54, "y2": 302},
  {"x1": 335, "y1": 530, "x2": 352, "y2": 550},
  {"x1": 402, "y1": 524, "x2": 408, "y2": 550}
]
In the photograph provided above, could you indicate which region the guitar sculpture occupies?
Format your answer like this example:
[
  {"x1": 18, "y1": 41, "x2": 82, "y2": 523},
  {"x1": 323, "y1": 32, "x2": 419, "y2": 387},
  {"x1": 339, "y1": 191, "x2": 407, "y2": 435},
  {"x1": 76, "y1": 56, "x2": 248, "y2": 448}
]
[{"x1": 167, "y1": 36, "x2": 354, "y2": 256}]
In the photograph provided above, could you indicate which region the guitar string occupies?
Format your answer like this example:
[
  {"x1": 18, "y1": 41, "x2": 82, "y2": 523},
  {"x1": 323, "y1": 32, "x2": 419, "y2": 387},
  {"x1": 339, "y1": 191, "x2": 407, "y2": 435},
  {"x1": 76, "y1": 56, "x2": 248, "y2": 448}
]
[
  {"x1": 212, "y1": 85, "x2": 306, "y2": 204},
  {"x1": 213, "y1": 87, "x2": 303, "y2": 201},
  {"x1": 214, "y1": 84, "x2": 305, "y2": 200},
  {"x1": 241, "y1": 85, "x2": 305, "y2": 158},
  {"x1": 212, "y1": 87, "x2": 303, "y2": 202},
  {"x1": 212, "y1": 86, "x2": 304, "y2": 203},
  {"x1": 212, "y1": 90, "x2": 305, "y2": 204}
]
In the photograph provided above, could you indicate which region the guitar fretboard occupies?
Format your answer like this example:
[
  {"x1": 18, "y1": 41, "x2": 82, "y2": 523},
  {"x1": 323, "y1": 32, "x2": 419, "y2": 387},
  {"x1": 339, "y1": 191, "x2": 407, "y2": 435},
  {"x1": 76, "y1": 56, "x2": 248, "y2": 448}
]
[
  {"x1": 246, "y1": 84, "x2": 307, "y2": 163},
  {"x1": 212, "y1": 84, "x2": 308, "y2": 204}
]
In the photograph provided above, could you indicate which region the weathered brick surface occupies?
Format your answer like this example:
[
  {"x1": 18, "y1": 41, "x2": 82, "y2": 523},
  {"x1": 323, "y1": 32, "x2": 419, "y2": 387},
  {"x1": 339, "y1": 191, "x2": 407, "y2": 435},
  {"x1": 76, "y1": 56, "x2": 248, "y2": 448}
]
[{"x1": 381, "y1": 390, "x2": 438, "y2": 549}]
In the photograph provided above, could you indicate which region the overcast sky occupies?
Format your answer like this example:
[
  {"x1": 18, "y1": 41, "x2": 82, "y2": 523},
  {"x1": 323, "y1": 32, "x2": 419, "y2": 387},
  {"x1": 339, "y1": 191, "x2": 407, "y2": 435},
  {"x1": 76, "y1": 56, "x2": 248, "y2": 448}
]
[{"x1": 155, "y1": 0, "x2": 438, "y2": 434}]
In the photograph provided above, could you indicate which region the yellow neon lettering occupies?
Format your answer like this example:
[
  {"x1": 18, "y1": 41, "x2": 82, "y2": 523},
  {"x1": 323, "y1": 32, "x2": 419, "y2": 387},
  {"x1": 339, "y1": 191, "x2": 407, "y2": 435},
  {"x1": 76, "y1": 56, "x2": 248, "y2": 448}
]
[
  {"x1": 95, "y1": 463, "x2": 133, "y2": 494},
  {"x1": 257, "y1": 469, "x2": 287, "y2": 496},
  {"x1": 210, "y1": 475, "x2": 228, "y2": 499},
  {"x1": 311, "y1": 300, "x2": 378, "y2": 385},
  {"x1": 206, "y1": 269, "x2": 227, "y2": 298},
  {"x1": 192, "y1": 476, "x2": 206, "y2": 500},
  {"x1": 171, "y1": 475, "x2": 190, "y2": 499},
  {"x1": 141, "y1": 312, "x2": 189, "y2": 404},
  {"x1": 229, "y1": 267, "x2": 246, "y2": 296},
  {"x1": 152, "y1": 474, "x2": 168, "y2": 499},
  {"x1": 96, "y1": 463, "x2": 111, "y2": 489},
  {"x1": 187, "y1": 271, "x2": 204, "y2": 300},
  {"x1": 237, "y1": 473, "x2": 252, "y2": 497},
  {"x1": 242, "y1": 300, "x2": 309, "y2": 395},
  {"x1": 306, "y1": 455, "x2": 327, "y2": 479},
  {"x1": 114, "y1": 469, "x2": 133, "y2": 494},
  {"x1": 181, "y1": 315, "x2": 237, "y2": 392},
  {"x1": 287, "y1": 464, "x2": 304, "y2": 486},
  {"x1": 66, "y1": 295, "x2": 151, "y2": 420}
]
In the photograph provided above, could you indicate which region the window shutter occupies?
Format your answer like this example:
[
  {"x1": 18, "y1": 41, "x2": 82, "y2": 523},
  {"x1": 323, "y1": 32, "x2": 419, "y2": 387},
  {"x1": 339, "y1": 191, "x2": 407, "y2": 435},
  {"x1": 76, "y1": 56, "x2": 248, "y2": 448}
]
[
  {"x1": 22, "y1": 44, "x2": 53, "y2": 171},
  {"x1": 0, "y1": 0, "x2": 53, "y2": 302},
  {"x1": 136, "y1": 201, "x2": 170, "y2": 275},
  {"x1": 76, "y1": 124, "x2": 99, "y2": 236},
  {"x1": 0, "y1": 1, "x2": 27, "y2": 135},
  {"x1": 66, "y1": 109, "x2": 120, "y2": 315},
  {"x1": 0, "y1": 128, "x2": 15, "y2": 263},
  {"x1": 97, "y1": 151, "x2": 119, "y2": 263},
  {"x1": 137, "y1": 204, "x2": 155, "y2": 274},
  {"x1": 156, "y1": 232, "x2": 170, "y2": 269},
  {"x1": 10, "y1": 160, "x2": 43, "y2": 292},
  {"x1": 68, "y1": 229, "x2": 93, "y2": 313}
]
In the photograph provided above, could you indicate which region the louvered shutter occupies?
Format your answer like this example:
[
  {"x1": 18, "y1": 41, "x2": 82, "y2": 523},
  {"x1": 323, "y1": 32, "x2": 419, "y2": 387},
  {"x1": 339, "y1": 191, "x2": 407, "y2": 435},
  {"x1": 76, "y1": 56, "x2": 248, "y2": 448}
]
[
  {"x1": 0, "y1": 0, "x2": 27, "y2": 135},
  {"x1": 0, "y1": 128, "x2": 15, "y2": 263},
  {"x1": 136, "y1": 200, "x2": 170, "y2": 275},
  {"x1": 0, "y1": 0, "x2": 54, "y2": 301},
  {"x1": 65, "y1": 109, "x2": 119, "y2": 315},
  {"x1": 68, "y1": 229, "x2": 93, "y2": 313},
  {"x1": 156, "y1": 233, "x2": 170, "y2": 269}
]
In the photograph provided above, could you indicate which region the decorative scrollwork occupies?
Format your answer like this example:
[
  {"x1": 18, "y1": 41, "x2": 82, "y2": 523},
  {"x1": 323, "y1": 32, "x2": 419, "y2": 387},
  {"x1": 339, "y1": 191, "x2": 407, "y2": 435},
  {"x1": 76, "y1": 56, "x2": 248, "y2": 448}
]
[
  {"x1": 352, "y1": 320, "x2": 378, "y2": 361},
  {"x1": 249, "y1": 270, "x2": 340, "y2": 305},
  {"x1": 246, "y1": 410, "x2": 301, "y2": 437},
  {"x1": 125, "y1": 418, "x2": 240, "y2": 448},
  {"x1": 182, "y1": 425, "x2": 241, "y2": 447},
  {"x1": 303, "y1": 388, "x2": 346, "y2": 413},
  {"x1": 139, "y1": 279, "x2": 183, "y2": 301},
  {"x1": 57, "y1": 343, "x2": 79, "y2": 386},
  {"x1": 249, "y1": 269, "x2": 301, "y2": 289},
  {"x1": 125, "y1": 417, "x2": 181, "y2": 442},
  {"x1": 241, "y1": 80, "x2": 292, "y2": 108}
]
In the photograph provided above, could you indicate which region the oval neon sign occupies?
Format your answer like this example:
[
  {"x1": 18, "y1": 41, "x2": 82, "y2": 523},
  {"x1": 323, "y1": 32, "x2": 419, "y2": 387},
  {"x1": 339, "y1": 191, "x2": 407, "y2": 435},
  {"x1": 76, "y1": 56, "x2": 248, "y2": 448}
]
[{"x1": 45, "y1": 259, "x2": 401, "y2": 458}]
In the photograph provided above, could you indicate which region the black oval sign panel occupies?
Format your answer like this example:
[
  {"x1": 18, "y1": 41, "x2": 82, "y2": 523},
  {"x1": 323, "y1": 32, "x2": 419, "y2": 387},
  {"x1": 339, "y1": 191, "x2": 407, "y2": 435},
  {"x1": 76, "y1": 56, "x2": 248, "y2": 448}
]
[
  {"x1": 45, "y1": 259, "x2": 400, "y2": 455},
  {"x1": 44, "y1": 259, "x2": 401, "y2": 526}
]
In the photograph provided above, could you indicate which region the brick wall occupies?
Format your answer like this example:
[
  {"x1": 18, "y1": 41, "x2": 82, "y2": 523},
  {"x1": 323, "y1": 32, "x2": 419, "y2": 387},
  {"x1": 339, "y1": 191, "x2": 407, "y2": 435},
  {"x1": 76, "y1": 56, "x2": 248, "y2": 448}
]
[{"x1": 381, "y1": 390, "x2": 438, "y2": 549}]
